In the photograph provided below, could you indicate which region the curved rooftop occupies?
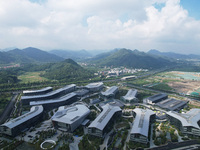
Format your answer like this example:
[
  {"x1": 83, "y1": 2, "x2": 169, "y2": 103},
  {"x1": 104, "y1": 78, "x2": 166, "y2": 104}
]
[
  {"x1": 88, "y1": 104, "x2": 121, "y2": 130},
  {"x1": 131, "y1": 108, "x2": 155, "y2": 137},
  {"x1": 21, "y1": 84, "x2": 76, "y2": 100},
  {"x1": 85, "y1": 82, "x2": 103, "y2": 88},
  {"x1": 1, "y1": 105, "x2": 43, "y2": 129},
  {"x1": 51, "y1": 104, "x2": 90, "y2": 124},
  {"x1": 123, "y1": 89, "x2": 137, "y2": 101},
  {"x1": 101, "y1": 86, "x2": 118, "y2": 96},
  {"x1": 167, "y1": 108, "x2": 200, "y2": 129},
  {"x1": 30, "y1": 92, "x2": 77, "y2": 105},
  {"x1": 23, "y1": 87, "x2": 53, "y2": 95}
]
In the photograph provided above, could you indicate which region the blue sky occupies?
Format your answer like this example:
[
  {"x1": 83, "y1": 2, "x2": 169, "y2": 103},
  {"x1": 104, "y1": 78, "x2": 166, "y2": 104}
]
[
  {"x1": 180, "y1": 0, "x2": 200, "y2": 20},
  {"x1": 0, "y1": 0, "x2": 200, "y2": 54}
]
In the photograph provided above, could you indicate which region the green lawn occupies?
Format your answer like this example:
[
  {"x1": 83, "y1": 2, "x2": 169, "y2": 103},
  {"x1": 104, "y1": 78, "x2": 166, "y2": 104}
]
[{"x1": 18, "y1": 71, "x2": 49, "y2": 83}]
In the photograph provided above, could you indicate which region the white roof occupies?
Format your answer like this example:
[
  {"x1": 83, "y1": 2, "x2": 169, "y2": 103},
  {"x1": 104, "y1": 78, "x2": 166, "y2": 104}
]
[
  {"x1": 121, "y1": 75, "x2": 136, "y2": 80},
  {"x1": 167, "y1": 109, "x2": 200, "y2": 129},
  {"x1": 22, "y1": 84, "x2": 76, "y2": 100},
  {"x1": 30, "y1": 92, "x2": 76, "y2": 105},
  {"x1": 23, "y1": 87, "x2": 52, "y2": 94},
  {"x1": 88, "y1": 104, "x2": 121, "y2": 130},
  {"x1": 85, "y1": 82, "x2": 103, "y2": 88},
  {"x1": 51, "y1": 104, "x2": 90, "y2": 125},
  {"x1": 130, "y1": 108, "x2": 155, "y2": 137},
  {"x1": 122, "y1": 89, "x2": 137, "y2": 101},
  {"x1": 1, "y1": 105, "x2": 43, "y2": 129},
  {"x1": 101, "y1": 86, "x2": 118, "y2": 96}
]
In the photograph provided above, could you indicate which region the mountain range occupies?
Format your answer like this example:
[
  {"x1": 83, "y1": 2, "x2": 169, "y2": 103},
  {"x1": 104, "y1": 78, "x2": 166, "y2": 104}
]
[
  {"x1": 87, "y1": 49, "x2": 175, "y2": 69},
  {"x1": 49, "y1": 49, "x2": 92, "y2": 60},
  {"x1": 148, "y1": 49, "x2": 200, "y2": 60},
  {"x1": 1, "y1": 47, "x2": 199, "y2": 70},
  {"x1": 0, "y1": 47, "x2": 64, "y2": 64}
]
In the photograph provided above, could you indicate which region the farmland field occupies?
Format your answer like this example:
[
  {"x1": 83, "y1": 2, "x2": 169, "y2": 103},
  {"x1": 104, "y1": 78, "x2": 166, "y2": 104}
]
[{"x1": 18, "y1": 71, "x2": 49, "y2": 83}]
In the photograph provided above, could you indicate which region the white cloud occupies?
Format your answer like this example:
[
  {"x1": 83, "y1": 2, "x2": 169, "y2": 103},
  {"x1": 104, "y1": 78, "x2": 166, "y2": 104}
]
[{"x1": 0, "y1": 0, "x2": 200, "y2": 54}]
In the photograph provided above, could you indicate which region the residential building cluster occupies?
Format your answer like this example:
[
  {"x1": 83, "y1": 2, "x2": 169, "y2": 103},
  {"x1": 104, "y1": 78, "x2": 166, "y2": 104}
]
[{"x1": 96, "y1": 67, "x2": 148, "y2": 77}]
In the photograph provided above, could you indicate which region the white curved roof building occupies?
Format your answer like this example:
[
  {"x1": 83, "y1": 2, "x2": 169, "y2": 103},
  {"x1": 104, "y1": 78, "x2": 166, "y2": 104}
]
[
  {"x1": 21, "y1": 84, "x2": 76, "y2": 105},
  {"x1": 88, "y1": 104, "x2": 122, "y2": 137},
  {"x1": 51, "y1": 104, "x2": 90, "y2": 132},
  {"x1": 0, "y1": 105, "x2": 43, "y2": 136},
  {"x1": 167, "y1": 109, "x2": 200, "y2": 137},
  {"x1": 84, "y1": 82, "x2": 104, "y2": 92},
  {"x1": 101, "y1": 86, "x2": 118, "y2": 98},
  {"x1": 23, "y1": 87, "x2": 53, "y2": 96},
  {"x1": 130, "y1": 108, "x2": 155, "y2": 144},
  {"x1": 122, "y1": 89, "x2": 138, "y2": 102}
]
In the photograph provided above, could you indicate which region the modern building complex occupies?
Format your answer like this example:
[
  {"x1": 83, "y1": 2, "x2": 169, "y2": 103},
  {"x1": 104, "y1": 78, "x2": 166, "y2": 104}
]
[
  {"x1": 145, "y1": 93, "x2": 168, "y2": 105},
  {"x1": 74, "y1": 89, "x2": 89, "y2": 97},
  {"x1": 84, "y1": 82, "x2": 104, "y2": 92},
  {"x1": 21, "y1": 84, "x2": 76, "y2": 105},
  {"x1": 156, "y1": 98, "x2": 188, "y2": 111},
  {"x1": 0, "y1": 105, "x2": 43, "y2": 137},
  {"x1": 88, "y1": 104, "x2": 122, "y2": 137},
  {"x1": 100, "y1": 86, "x2": 118, "y2": 99},
  {"x1": 30, "y1": 93, "x2": 77, "y2": 110},
  {"x1": 23, "y1": 87, "x2": 53, "y2": 96},
  {"x1": 51, "y1": 104, "x2": 90, "y2": 132},
  {"x1": 122, "y1": 89, "x2": 138, "y2": 103},
  {"x1": 130, "y1": 108, "x2": 155, "y2": 144},
  {"x1": 166, "y1": 109, "x2": 200, "y2": 137}
]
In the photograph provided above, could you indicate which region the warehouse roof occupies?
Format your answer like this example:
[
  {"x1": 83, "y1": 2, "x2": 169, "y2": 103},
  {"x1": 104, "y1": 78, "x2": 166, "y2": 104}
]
[
  {"x1": 156, "y1": 98, "x2": 188, "y2": 111},
  {"x1": 147, "y1": 93, "x2": 168, "y2": 103},
  {"x1": 51, "y1": 104, "x2": 90, "y2": 125},
  {"x1": 1, "y1": 105, "x2": 43, "y2": 129},
  {"x1": 130, "y1": 108, "x2": 155, "y2": 137},
  {"x1": 88, "y1": 104, "x2": 121, "y2": 130},
  {"x1": 167, "y1": 109, "x2": 200, "y2": 129}
]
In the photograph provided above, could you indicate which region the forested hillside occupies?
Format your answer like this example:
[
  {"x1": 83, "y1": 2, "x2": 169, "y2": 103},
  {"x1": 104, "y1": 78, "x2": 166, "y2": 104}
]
[
  {"x1": 41, "y1": 59, "x2": 93, "y2": 82},
  {"x1": 88, "y1": 49, "x2": 174, "y2": 69}
]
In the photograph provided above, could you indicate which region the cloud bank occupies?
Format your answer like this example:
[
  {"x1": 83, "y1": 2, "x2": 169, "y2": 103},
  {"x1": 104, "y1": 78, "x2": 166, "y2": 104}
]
[{"x1": 0, "y1": 0, "x2": 200, "y2": 54}]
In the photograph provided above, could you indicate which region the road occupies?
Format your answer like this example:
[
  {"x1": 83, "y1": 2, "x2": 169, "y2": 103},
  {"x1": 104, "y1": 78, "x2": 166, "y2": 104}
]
[{"x1": 0, "y1": 93, "x2": 18, "y2": 124}]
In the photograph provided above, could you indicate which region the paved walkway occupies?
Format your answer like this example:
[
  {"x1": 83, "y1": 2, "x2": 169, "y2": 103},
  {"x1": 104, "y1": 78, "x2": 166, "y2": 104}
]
[
  {"x1": 100, "y1": 130, "x2": 113, "y2": 150},
  {"x1": 150, "y1": 123, "x2": 156, "y2": 148},
  {"x1": 69, "y1": 136, "x2": 82, "y2": 150}
]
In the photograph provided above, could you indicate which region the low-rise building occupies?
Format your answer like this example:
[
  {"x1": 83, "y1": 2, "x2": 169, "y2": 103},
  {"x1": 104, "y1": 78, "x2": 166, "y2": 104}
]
[
  {"x1": 51, "y1": 104, "x2": 90, "y2": 132},
  {"x1": 122, "y1": 89, "x2": 138, "y2": 103},
  {"x1": 0, "y1": 105, "x2": 43, "y2": 137},
  {"x1": 23, "y1": 87, "x2": 53, "y2": 96},
  {"x1": 130, "y1": 108, "x2": 155, "y2": 144},
  {"x1": 88, "y1": 104, "x2": 122, "y2": 137},
  {"x1": 166, "y1": 109, "x2": 200, "y2": 137},
  {"x1": 156, "y1": 98, "x2": 188, "y2": 111},
  {"x1": 100, "y1": 86, "x2": 118, "y2": 99},
  {"x1": 21, "y1": 84, "x2": 76, "y2": 105},
  {"x1": 30, "y1": 93, "x2": 77, "y2": 110},
  {"x1": 84, "y1": 82, "x2": 104, "y2": 92},
  {"x1": 145, "y1": 93, "x2": 168, "y2": 105}
]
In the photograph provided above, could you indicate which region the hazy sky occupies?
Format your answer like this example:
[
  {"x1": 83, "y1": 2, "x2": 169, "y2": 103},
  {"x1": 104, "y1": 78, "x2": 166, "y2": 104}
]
[{"x1": 0, "y1": 0, "x2": 200, "y2": 54}]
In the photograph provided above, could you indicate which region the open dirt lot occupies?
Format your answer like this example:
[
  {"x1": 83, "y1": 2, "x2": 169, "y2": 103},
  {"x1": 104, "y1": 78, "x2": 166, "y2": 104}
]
[{"x1": 167, "y1": 80, "x2": 200, "y2": 95}]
